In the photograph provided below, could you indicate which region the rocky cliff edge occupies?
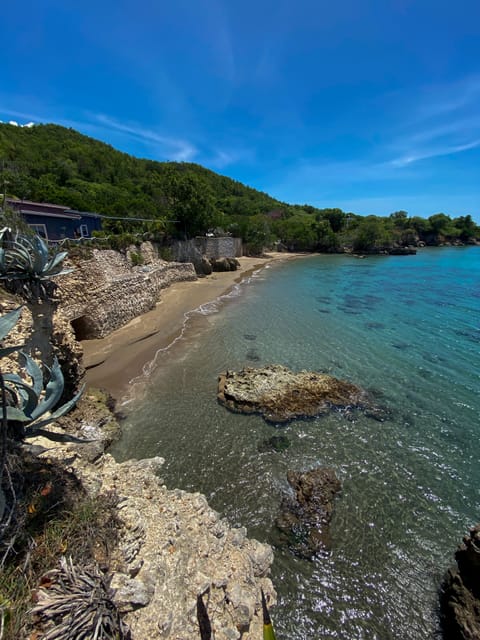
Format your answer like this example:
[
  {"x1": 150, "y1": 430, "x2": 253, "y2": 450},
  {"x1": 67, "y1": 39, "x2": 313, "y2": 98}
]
[{"x1": 31, "y1": 395, "x2": 276, "y2": 640}]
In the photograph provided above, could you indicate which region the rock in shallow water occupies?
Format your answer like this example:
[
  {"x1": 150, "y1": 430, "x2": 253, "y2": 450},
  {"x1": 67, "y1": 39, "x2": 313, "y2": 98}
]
[
  {"x1": 257, "y1": 435, "x2": 291, "y2": 453},
  {"x1": 440, "y1": 523, "x2": 480, "y2": 640},
  {"x1": 217, "y1": 364, "x2": 369, "y2": 423},
  {"x1": 275, "y1": 467, "x2": 341, "y2": 559}
]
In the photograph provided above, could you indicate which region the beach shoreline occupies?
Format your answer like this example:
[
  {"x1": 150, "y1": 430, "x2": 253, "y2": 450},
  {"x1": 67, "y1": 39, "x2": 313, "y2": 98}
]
[{"x1": 82, "y1": 252, "x2": 304, "y2": 399}]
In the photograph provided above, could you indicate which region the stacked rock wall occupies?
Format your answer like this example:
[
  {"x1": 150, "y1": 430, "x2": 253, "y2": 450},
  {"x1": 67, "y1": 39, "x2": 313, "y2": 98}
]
[
  {"x1": 172, "y1": 237, "x2": 243, "y2": 262},
  {"x1": 194, "y1": 236, "x2": 243, "y2": 259},
  {"x1": 58, "y1": 244, "x2": 197, "y2": 338}
]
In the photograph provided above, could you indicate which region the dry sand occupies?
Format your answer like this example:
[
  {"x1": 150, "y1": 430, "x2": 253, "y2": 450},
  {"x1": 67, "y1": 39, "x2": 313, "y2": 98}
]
[{"x1": 82, "y1": 253, "x2": 303, "y2": 399}]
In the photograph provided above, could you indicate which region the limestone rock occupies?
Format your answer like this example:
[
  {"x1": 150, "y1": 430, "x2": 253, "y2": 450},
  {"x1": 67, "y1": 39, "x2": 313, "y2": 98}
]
[
  {"x1": 275, "y1": 467, "x2": 341, "y2": 559},
  {"x1": 218, "y1": 364, "x2": 369, "y2": 423},
  {"x1": 111, "y1": 572, "x2": 155, "y2": 612},
  {"x1": 38, "y1": 448, "x2": 277, "y2": 640},
  {"x1": 441, "y1": 524, "x2": 480, "y2": 639}
]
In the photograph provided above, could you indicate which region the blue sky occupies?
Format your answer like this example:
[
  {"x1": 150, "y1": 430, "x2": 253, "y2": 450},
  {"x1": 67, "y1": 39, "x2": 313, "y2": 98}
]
[{"x1": 1, "y1": 0, "x2": 480, "y2": 220}]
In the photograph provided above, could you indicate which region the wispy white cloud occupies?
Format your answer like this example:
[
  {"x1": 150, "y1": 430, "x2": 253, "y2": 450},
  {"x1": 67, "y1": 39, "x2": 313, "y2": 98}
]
[
  {"x1": 388, "y1": 74, "x2": 480, "y2": 168},
  {"x1": 91, "y1": 114, "x2": 198, "y2": 162},
  {"x1": 207, "y1": 0, "x2": 236, "y2": 86},
  {"x1": 205, "y1": 143, "x2": 256, "y2": 170},
  {"x1": 0, "y1": 105, "x2": 199, "y2": 162},
  {"x1": 413, "y1": 74, "x2": 480, "y2": 120},
  {"x1": 268, "y1": 72, "x2": 480, "y2": 204},
  {"x1": 0, "y1": 107, "x2": 41, "y2": 123},
  {"x1": 209, "y1": 149, "x2": 235, "y2": 169},
  {"x1": 0, "y1": 101, "x2": 257, "y2": 170},
  {"x1": 391, "y1": 139, "x2": 480, "y2": 167}
]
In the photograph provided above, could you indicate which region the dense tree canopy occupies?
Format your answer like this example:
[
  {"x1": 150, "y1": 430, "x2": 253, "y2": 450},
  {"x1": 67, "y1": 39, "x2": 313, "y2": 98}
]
[{"x1": 0, "y1": 123, "x2": 478, "y2": 252}]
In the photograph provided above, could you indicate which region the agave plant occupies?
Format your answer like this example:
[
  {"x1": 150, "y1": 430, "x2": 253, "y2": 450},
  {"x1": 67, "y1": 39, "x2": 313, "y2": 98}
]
[
  {"x1": 0, "y1": 226, "x2": 74, "y2": 373},
  {"x1": 0, "y1": 227, "x2": 73, "y2": 300},
  {"x1": 0, "y1": 306, "x2": 24, "y2": 358},
  {"x1": 0, "y1": 307, "x2": 84, "y2": 443}
]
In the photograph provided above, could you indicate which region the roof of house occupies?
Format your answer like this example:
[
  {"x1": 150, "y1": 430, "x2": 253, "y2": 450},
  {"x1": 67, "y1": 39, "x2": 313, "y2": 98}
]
[
  {"x1": 6, "y1": 198, "x2": 69, "y2": 210},
  {"x1": 17, "y1": 209, "x2": 82, "y2": 220},
  {"x1": 5, "y1": 199, "x2": 101, "y2": 220}
]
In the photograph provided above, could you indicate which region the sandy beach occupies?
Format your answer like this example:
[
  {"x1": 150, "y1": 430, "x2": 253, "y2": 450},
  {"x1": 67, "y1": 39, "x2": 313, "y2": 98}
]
[{"x1": 82, "y1": 253, "x2": 302, "y2": 399}]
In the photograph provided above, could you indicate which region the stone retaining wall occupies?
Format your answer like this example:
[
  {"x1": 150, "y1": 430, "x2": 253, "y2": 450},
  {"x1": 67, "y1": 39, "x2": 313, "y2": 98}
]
[
  {"x1": 58, "y1": 244, "x2": 197, "y2": 338},
  {"x1": 172, "y1": 237, "x2": 243, "y2": 262},
  {"x1": 194, "y1": 236, "x2": 243, "y2": 258}
]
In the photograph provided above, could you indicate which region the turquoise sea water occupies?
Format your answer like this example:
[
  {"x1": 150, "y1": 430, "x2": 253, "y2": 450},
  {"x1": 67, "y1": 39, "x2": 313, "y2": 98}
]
[{"x1": 112, "y1": 247, "x2": 480, "y2": 639}]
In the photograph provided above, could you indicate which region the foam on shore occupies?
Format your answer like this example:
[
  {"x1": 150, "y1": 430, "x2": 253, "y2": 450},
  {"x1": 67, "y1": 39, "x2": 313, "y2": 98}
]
[{"x1": 82, "y1": 254, "x2": 300, "y2": 400}]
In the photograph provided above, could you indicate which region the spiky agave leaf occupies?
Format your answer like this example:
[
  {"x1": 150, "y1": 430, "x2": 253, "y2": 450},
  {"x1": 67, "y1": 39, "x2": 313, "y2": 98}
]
[
  {"x1": 0, "y1": 306, "x2": 23, "y2": 342},
  {"x1": 30, "y1": 359, "x2": 65, "y2": 421},
  {"x1": 1, "y1": 334, "x2": 86, "y2": 439},
  {"x1": 26, "y1": 385, "x2": 85, "y2": 434},
  {"x1": 43, "y1": 251, "x2": 72, "y2": 278},
  {"x1": 19, "y1": 351, "x2": 43, "y2": 396},
  {"x1": 3, "y1": 406, "x2": 32, "y2": 422},
  {"x1": 0, "y1": 296, "x2": 86, "y2": 446},
  {"x1": 0, "y1": 233, "x2": 35, "y2": 275},
  {"x1": 0, "y1": 231, "x2": 72, "y2": 281},
  {"x1": 1, "y1": 374, "x2": 40, "y2": 417},
  {"x1": 31, "y1": 234, "x2": 50, "y2": 273}
]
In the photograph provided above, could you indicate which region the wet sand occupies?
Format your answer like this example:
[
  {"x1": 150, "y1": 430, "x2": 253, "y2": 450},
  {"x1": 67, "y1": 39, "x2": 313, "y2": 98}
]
[{"x1": 82, "y1": 253, "x2": 302, "y2": 399}]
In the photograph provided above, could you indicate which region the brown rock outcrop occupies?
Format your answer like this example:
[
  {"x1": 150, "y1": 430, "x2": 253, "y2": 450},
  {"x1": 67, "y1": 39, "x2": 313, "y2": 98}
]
[
  {"x1": 210, "y1": 257, "x2": 240, "y2": 272},
  {"x1": 218, "y1": 364, "x2": 368, "y2": 423},
  {"x1": 275, "y1": 467, "x2": 341, "y2": 559},
  {"x1": 441, "y1": 524, "x2": 480, "y2": 639}
]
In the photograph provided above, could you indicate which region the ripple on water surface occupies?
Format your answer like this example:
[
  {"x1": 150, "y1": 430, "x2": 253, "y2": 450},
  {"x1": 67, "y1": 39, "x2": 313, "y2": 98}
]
[{"x1": 112, "y1": 248, "x2": 480, "y2": 639}]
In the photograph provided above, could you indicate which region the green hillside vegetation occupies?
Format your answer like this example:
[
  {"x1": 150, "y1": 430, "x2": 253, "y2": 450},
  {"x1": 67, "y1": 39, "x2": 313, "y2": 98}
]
[{"x1": 0, "y1": 123, "x2": 478, "y2": 253}]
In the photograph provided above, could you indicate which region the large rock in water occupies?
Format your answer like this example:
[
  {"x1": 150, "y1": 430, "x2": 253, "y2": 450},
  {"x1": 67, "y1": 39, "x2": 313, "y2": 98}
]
[
  {"x1": 275, "y1": 467, "x2": 341, "y2": 559},
  {"x1": 441, "y1": 524, "x2": 480, "y2": 639},
  {"x1": 217, "y1": 364, "x2": 368, "y2": 423}
]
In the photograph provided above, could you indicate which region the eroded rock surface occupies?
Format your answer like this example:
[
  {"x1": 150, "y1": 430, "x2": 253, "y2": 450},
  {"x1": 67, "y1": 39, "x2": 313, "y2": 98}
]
[
  {"x1": 275, "y1": 467, "x2": 341, "y2": 559},
  {"x1": 32, "y1": 410, "x2": 276, "y2": 640},
  {"x1": 441, "y1": 524, "x2": 480, "y2": 640},
  {"x1": 218, "y1": 364, "x2": 368, "y2": 423}
]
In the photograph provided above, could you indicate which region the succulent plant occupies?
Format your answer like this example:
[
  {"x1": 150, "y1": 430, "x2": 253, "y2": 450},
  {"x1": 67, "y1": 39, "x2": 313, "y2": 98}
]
[
  {"x1": 0, "y1": 307, "x2": 84, "y2": 443},
  {"x1": 0, "y1": 227, "x2": 72, "y2": 280},
  {"x1": 0, "y1": 306, "x2": 24, "y2": 358},
  {"x1": 0, "y1": 228, "x2": 73, "y2": 300},
  {"x1": 3, "y1": 355, "x2": 84, "y2": 442}
]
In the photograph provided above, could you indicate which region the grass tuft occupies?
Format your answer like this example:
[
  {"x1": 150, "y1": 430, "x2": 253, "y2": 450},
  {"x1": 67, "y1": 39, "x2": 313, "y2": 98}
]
[{"x1": 0, "y1": 451, "x2": 120, "y2": 639}]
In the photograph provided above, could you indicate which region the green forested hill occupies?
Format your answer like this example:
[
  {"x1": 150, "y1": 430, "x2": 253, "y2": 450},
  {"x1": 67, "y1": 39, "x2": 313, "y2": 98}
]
[
  {"x1": 0, "y1": 122, "x2": 282, "y2": 220},
  {"x1": 0, "y1": 122, "x2": 478, "y2": 251}
]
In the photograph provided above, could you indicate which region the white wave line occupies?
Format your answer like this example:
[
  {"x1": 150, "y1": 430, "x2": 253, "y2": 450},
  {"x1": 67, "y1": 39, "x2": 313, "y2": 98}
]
[{"x1": 123, "y1": 264, "x2": 270, "y2": 397}]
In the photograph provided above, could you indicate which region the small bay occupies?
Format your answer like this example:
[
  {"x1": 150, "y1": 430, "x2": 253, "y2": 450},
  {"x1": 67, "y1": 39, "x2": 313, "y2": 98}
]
[{"x1": 112, "y1": 247, "x2": 480, "y2": 639}]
